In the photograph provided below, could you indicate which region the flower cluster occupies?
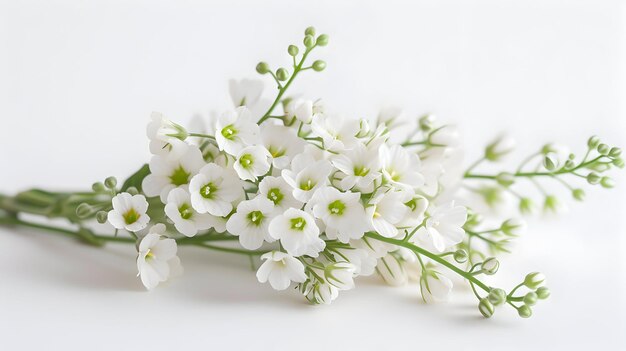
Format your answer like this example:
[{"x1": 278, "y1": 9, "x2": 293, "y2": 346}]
[{"x1": 1, "y1": 26, "x2": 622, "y2": 319}]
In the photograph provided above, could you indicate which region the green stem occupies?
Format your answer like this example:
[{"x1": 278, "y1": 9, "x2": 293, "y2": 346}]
[
  {"x1": 364, "y1": 232, "x2": 491, "y2": 292},
  {"x1": 465, "y1": 155, "x2": 606, "y2": 180}
]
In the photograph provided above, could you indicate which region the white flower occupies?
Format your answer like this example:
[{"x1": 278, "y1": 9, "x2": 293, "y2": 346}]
[
  {"x1": 215, "y1": 106, "x2": 260, "y2": 155},
  {"x1": 146, "y1": 112, "x2": 187, "y2": 156},
  {"x1": 164, "y1": 188, "x2": 221, "y2": 237},
  {"x1": 420, "y1": 271, "x2": 453, "y2": 303},
  {"x1": 268, "y1": 208, "x2": 325, "y2": 257},
  {"x1": 414, "y1": 201, "x2": 467, "y2": 252},
  {"x1": 285, "y1": 98, "x2": 314, "y2": 124},
  {"x1": 226, "y1": 197, "x2": 276, "y2": 250},
  {"x1": 331, "y1": 142, "x2": 381, "y2": 192},
  {"x1": 256, "y1": 251, "x2": 307, "y2": 290},
  {"x1": 310, "y1": 114, "x2": 360, "y2": 152},
  {"x1": 330, "y1": 247, "x2": 377, "y2": 276},
  {"x1": 398, "y1": 195, "x2": 429, "y2": 228},
  {"x1": 281, "y1": 154, "x2": 333, "y2": 202},
  {"x1": 303, "y1": 281, "x2": 339, "y2": 305},
  {"x1": 324, "y1": 262, "x2": 356, "y2": 290},
  {"x1": 260, "y1": 123, "x2": 305, "y2": 169},
  {"x1": 233, "y1": 145, "x2": 272, "y2": 181},
  {"x1": 189, "y1": 163, "x2": 243, "y2": 216},
  {"x1": 379, "y1": 144, "x2": 424, "y2": 192},
  {"x1": 107, "y1": 192, "x2": 150, "y2": 232},
  {"x1": 366, "y1": 189, "x2": 410, "y2": 238},
  {"x1": 350, "y1": 237, "x2": 394, "y2": 259},
  {"x1": 376, "y1": 106, "x2": 405, "y2": 130},
  {"x1": 377, "y1": 253, "x2": 408, "y2": 286},
  {"x1": 136, "y1": 224, "x2": 183, "y2": 290},
  {"x1": 429, "y1": 125, "x2": 460, "y2": 147},
  {"x1": 229, "y1": 79, "x2": 264, "y2": 108},
  {"x1": 485, "y1": 135, "x2": 516, "y2": 161},
  {"x1": 142, "y1": 144, "x2": 205, "y2": 203},
  {"x1": 309, "y1": 186, "x2": 368, "y2": 243},
  {"x1": 258, "y1": 176, "x2": 302, "y2": 212}
]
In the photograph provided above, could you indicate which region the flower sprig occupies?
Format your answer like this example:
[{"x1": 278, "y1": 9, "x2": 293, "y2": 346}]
[{"x1": 0, "y1": 25, "x2": 621, "y2": 320}]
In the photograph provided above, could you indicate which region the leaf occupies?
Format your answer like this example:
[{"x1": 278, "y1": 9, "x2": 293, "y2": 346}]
[{"x1": 121, "y1": 164, "x2": 150, "y2": 192}]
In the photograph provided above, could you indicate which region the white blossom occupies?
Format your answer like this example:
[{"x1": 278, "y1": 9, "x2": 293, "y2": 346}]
[
  {"x1": 310, "y1": 114, "x2": 360, "y2": 152},
  {"x1": 164, "y1": 188, "x2": 221, "y2": 237},
  {"x1": 324, "y1": 262, "x2": 356, "y2": 290},
  {"x1": 268, "y1": 208, "x2": 325, "y2": 257},
  {"x1": 420, "y1": 271, "x2": 453, "y2": 303},
  {"x1": 285, "y1": 98, "x2": 315, "y2": 124},
  {"x1": 377, "y1": 253, "x2": 408, "y2": 286},
  {"x1": 281, "y1": 154, "x2": 333, "y2": 202},
  {"x1": 136, "y1": 224, "x2": 183, "y2": 290},
  {"x1": 233, "y1": 145, "x2": 272, "y2": 181},
  {"x1": 146, "y1": 112, "x2": 187, "y2": 156},
  {"x1": 309, "y1": 186, "x2": 368, "y2": 243},
  {"x1": 379, "y1": 144, "x2": 424, "y2": 192},
  {"x1": 330, "y1": 246, "x2": 377, "y2": 276},
  {"x1": 366, "y1": 189, "x2": 411, "y2": 238},
  {"x1": 189, "y1": 163, "x2": 243, "y2": 216},
  {"x1": 256, "y1": 251, "x2": 307, "y2": 290},
  {"x1": 331, "y1": 142, "x2": 381, "y2": 192},
  {"x1": 258, "y1": 176, "x2": 302, "y2": 212},
  {"x1": 229, "y1": 79, "x2": 264, "y2": 108},
  {"x1": 107, "y1": 192, "x2": 150, "y2": 232},
  {"x1": 215, "y1": 106, "x2": 260, "y2": 155},
  {"x1": 260, "y1": 123, "x2": 305, "y2": 169},
  {"x1": 413, "y1": 201, "x2": 467, "y2": 252},
  {"x1": 226, "y1": 196, "x2": 276, "y2": 250}
]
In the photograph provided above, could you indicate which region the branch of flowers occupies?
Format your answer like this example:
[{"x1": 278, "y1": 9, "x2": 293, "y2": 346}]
[
  {"x1": 257, "y1": 45, "x2": 317, "y2": 125},
  {"x1": 464, "y1": 155, "x2": 607, "y2": 180},
  {"x1": 364, "y1": 232, "x2": 491, "y2": 292}
]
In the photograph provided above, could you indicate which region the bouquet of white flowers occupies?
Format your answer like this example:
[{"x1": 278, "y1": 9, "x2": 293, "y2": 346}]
[{"x1": 1, "y1": 26, "x2": 622, "y2": 319}]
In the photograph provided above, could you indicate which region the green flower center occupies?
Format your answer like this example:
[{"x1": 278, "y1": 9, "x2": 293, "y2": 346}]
[
  {"x1": 354, "y1": 165, "x2": 370, "y2": 177},
  {"x1": 200, "y1": 182, "x2": 218, "y2": 199},
  {"x1": 388, "y1": 169, "x2": 401, "y2": 181},
  {"x1": 145, "y1": 249, "x2": 154, "y2": 260},
  {"x1": 221, "y1": 124, "x2": 238, "y2": 140},
  {"x1": 405, "y1": 198, "x2": 417, "y2": 211},
  {"x1": 300, "y1": 179, "x2": 315, "y2": 191},
  {"x1": 328, "y1": 200, "x2": 346, "y2": 216},
  {"x1": 267, "y1": 188, "x2": 284, "y2": 205},
  {"x1": 268, "y1": 145, "x2": 286, "y2": 158},
  {"x1": 239, "y1": 154, "x2": 254, "y2": 168},
  {"x1": 169, "y1": 165, "x2": 191, "y2": 186},
  {"x1": 247, "y1": 210, "x2": 264, "y2": 226},
  {"x1": 290, "y1": 217, "x2": 306, "y2": 231},
  {"x1": 178, "y1": 203, "x2": 194, "y2": 220},
  {"x1": 123, "y1": 208, "x2": 140, "y2": 224}
]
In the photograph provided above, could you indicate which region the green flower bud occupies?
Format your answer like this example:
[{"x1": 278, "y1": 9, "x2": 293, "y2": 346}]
[
  {"x1": 126, "y1": 187, "x2": 139, "y2": 195},
  {"x1": 303, "y1": 35, "x2": 315, "y2": 48},
  {"x1": 543, "y1": 153, "x2": 558, "y2": 171},
  {"x1": 465, "y1": 211, "x2": 483, "y2": 227},
  {"x1": 96, "y1": 210, "x2": 108, "y2": 224},
  {"x1": 478, "y1": 298, "x2": 495, "y2": 318},
  {"x1": 519, "y1": 197, "x2": 535, "y2": 214},
  {"x1": 501, "y1": 218, "x2": 526, "y2": 236},
  {"x1": 613, "y1": 157, "x2": 624, "y2": 168},
  {"x1": 496, "y1": 172, "x2": 515, "y2": 187},
  {"x1": 316, "y1": 34, "x2": 329, "y2": 46},
  {"x1": 600, "y1": 176, "x2": 614, "y2": 188},
  {"x1": 563, "y1": 159, "x2": 576, "y2": 170},
  {"x1": 305, "y1": 26, "x2": 316, "y2": 37},
  {"x1": 276, "y1": 68, "x2": 290, "y2": 81},
  {"x1": 104, "y1": 176, "x2": 117, "y2": 189},
  {"x1": 256, "y1": 62, "x2": 270, "y2": 74},
  {"x1": 597, "y1": 143, "x2": 610, "y2": 155},
  {"x1": 543, "y1": 195, "x2": 560, "y2": 213},
  {"x1": 488, "y1": 288, "x2": 507, "y2": 306},
  {"x1": 312, "y1": 60, "x2": 326, "y2": 72},
  {"x1": 92, "y1": 182, "x2": 106, "y2": 193},
  {"x1": 418, "y1": 114, "x2": 436, "y2": 132},
  {"x1": 572, "y1": 188, "x2": 585, "y2": 201},
  {"x1": 523, "y1": 292, "x2": 538, "y2": 306},
  {"x1": 75, "y1": 203, "x2": 94, "y2": 219},
  {"x1": 524, "y1": 272, "x2": 546, "y2": 289},
  {"x1": 288, "y1": 45, "x2": 299, "y2": 57},
  {"x1": 586, "y1": 172, "x2": 601, "y2": 185},
  {"x1": 536, "y1": 286, "x2": 551, "y2": 299},
  {"x1": 518, "y1": 305, "x2": 532, "y2": 318},
  {"x1": 453, "y1": 249, "x2": 468, "y2": 263},
  {"x1": 481, "y1": 257, "x2": 500, "y2": 275},
  {"x1": 608, "y1": 147, "x2": 622, "y2": 158},
  {"x1": 587, "y1": 135, "x2": 600, "y2": 149},
  {"x1": 485, "y1": 136, "x2": 515, "y2": 161}
]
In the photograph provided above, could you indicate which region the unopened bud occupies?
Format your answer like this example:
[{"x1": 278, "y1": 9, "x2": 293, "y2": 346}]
[
  {"x1": 479, "y1": 298, "x2": 495, "y2": 318},
  {"x1": 312, "y1": 60, "x2": 326, "y2": 72},
  {"x1": 104, "y1": 176, "x2": 117, "y2": 189},
  {"x1": 523, "y1": 272, "x2": 546, "y2": 289},
  {"x1": 608, "y1": 147, "x2": 621, "y2": 158},
  {"x1": 523, "y1": 292, "x2": 538, "y2": 306},
  {"x1": 96, "y1": 211, "x2": 108, "y2": 224},
  {"x1": 76, "y1": 203, "x2": 94, "y2": 219},
  {"x1": 453, "y1": 249, "x2": 468, "y2": 263},
  {"x1": 519, "y1": 197, "x2": 535, "y2": 215},
  {"x1": 92, "y1": 182, "x2": 106, "y2": 193},
  {"x1": 276, "y1": 68, "x2": 289, "y2": 81},
  {"x1": 518, "y1": 305, "x2": 532, "y2": 318},
  {"x1": 572, "y1": 188, "x2": 585, "y2": 201},
  {"x1": 485, "y1": 136, "x2": 516, "y2": 161},
  {"x1": 501, "y1": 218, "x2": 526, "y2": 236},
  {"x1": 597, "y1": 143, "x2": 610, "y2": 155},
  {"x1": 543, "y1": 153, "x2": 558, "y2": 171},
  {"x1": 303, "y1": 35, "x2": 315, "y2": 48},
  {"x1": 587, "y1": 172, "x2": 601, "y2": 185},
  {"x1": 288, "y1": 45, "x2": 299, "y2": 56},
  {"x1": 126, "y1": 187, "x2": 139, "y2": 195},
  {"x1": 316, "y1": 34, "x2": 329, "y2": 46},
  {"x1": 488, "y1": 288, "x2": 507, "y2": 306},
  {"x1": 613, "y1": 157, "x2": 624, "y2": 168},
  {"x1": 536, "y1": 287, "x2": 551, "y2": 299},
  {"x1": 496, "y1": 172, "x2": 515, "y2": 187},
  {"x1": 256, "y1": 62, "x2": 270, "y2": 74},
  {"x1": 304, "y1": 26, "x2": 316, "y2": 37},
  {"x1": 587, "y1": 135, "x2": 600, "y2": 149},
  {"x1": 600, "y1": 176, "x2": 614, "y2": 188},
  {"x1": 481, "y1": 257, "x2": 500, "y2": 275}
]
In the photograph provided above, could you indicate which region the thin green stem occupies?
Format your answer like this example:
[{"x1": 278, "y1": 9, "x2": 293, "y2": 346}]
[
  {"x1": 465, "y1": 155, "x2": 606, "y2": 180},
  {"x1": 188, "y1": 132, "x2": 216, "y2": 140}
]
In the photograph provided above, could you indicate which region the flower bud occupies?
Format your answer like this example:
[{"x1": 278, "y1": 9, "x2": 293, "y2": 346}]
[
  {"x1": 303, "y1": 35, "x2": 315, "y2": 48},
  {"x1": 572, "y1": 188, "x2": 585, "y2": 201},
  {"x1": 418, "y1": 114, "x2": 436, "y2": 132},
  {"x1": 523, "y1": 292, "x2": 538, "y2": 306},
  {"x1": 465, "y1": 210, "x2": 484, "y2": 227},
  {"x1": 501, "y1": 218, "x2": 526, "y2": 236},
  {"x1": 324, "y1": 262, "x2": 356, "y2": 290},
  {"x1": 518, "y1": 305, "x2": 532, "y2": 318},
  {"x1": 496, "y1": 172, "x2": 515, "y2": 187},
  {"x1": 600, "y1": 176, "x2": 614, "y2": 188},
  {"x1": 519, "y1": 197, "x2": 536, "y2": 214},
  {"x1": 304, "y1": 26, "x2": 316, "y2": 37},
  {"x1": 613, "y1": 157, "x2": 624, "y2": 168},
  {"x1": 536, "y1": 286, "x2": 551, "y2": 299},
  {"x1": 481, "y1": 257, "x2": 500, "y2": 275},
  {"x1": 104, "y1": 176, "x2": 117, "y2": 189},
  {"x1": 485, "y1": 135, "x2": 516, "y2": 161},
  {"x1": 316, "y1": 34, "x2": 329, "y2": 46},
  {"x1": 563, "y1": 159, "x2": 576, "y2": 170},
  {"x1": 523, "y1": 272, "x2": 546, "y2": 289},
  {"x1": 75, "y1": 203, "x2": 94, "y2": 219},
  {"x1": 126, "y1": 187, "x2": 139, "y2": 195},
  {"x1": 276, "y1": 68, "x2": 289, "y2": 81},
  {"x1": 478, "y1": 298, "x2": 495, "y2": 318},
  {"x1": 92, "y1": 182, "x2": 106, "y2": 193},
  {"x1": 453, "y1": 249, "x2": 468, "y2": 263},
  {"x1": 608, "y1": 147, "x2": 621, "y2": 158},
  {"x1": 543, "y1": 153, "x2": 558, "y2": 171},
  {"x1": 543, "y1": 195, "x2": 560, "y2": 213},
  {"x1": 96, "y1": 210, "x2": 108, "y2": 224},
  {"x1": 586, "y1": 172, "x2": 601, "y2": 185},
  {"x1": 488, "y1": 288, "x2": 507, "y2": 306},
  {"x1": 256, "y1": 62, "x2": 270, "y2": 74},
  {"x1": 597, "y1": 143, "x2": 610, "y2": 155},
  {"x1": 312, "y1": 60, "x2": 326, "y2": 72},
  {"x1": 288, "y1": 45, "x2": 299, "y2": 56},
  {"x1": 587, "y1": 135, "x2": 600, "y2": 148}
]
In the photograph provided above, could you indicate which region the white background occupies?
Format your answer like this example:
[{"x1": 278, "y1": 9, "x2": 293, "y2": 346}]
[{"x1": 1, "y1": 0, "x2": 625, "y2": 349}]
